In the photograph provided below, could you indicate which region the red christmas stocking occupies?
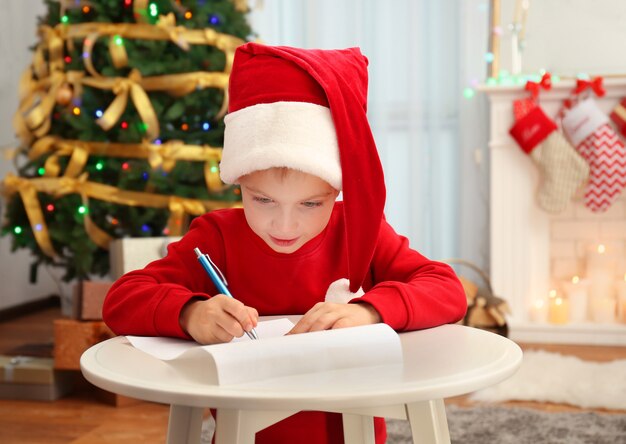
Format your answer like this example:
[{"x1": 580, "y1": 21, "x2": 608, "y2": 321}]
[
  {"x1": 509, "y1": 101, "x2": 589, "y2": 213},
  {"x1": 562, "y1": 98, "x2": 626, "y2": 212}
]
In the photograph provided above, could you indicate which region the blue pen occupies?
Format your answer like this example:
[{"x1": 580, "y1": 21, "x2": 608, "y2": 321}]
[{"x1": 194, "y1": 248, "x2": 258, "y2": 340}]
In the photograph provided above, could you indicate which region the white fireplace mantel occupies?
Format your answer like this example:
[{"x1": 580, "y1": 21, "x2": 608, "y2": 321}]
[{"x1": 481, "y1": 79, "x2": 626, "y2": 345}]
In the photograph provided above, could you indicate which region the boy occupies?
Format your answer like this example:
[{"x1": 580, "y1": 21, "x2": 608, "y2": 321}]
[{"x1": 103, "y1": 43, "x2": 466, "y2": 444}]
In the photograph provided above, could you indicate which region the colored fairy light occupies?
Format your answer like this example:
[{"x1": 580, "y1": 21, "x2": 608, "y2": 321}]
[
  {"x1": 202, "y1": 122, "x2": 210, "y2": 131},
  {"x1": 110, "y1": 217, "x2": 119, "y2": 225},
  {"x1": 181, "y1": 123, "x2": 189, "y2": 131},
  {"x1": 64, "y1": 56, "x2": 72, "y2": 63},
  {"x1": 95, "y1": 161, "x2": 104, "y2": 171},
  {"x1": 463, "y1": 87, "x2": 475, "y2": 99},
  {"x1": 46, "y1": 204, "x2": 55, "y2": 212},
  {"x1": 209, "y1": 15, "x2": 219, "y2": 25},
  {"x1": 72, "y1": 107, "x2": 81, "y2": 116},
  {"x1": 82, "y1": 52, "x2": 89, "y2": 59},
  {"x1": 484, "y1": 52, "x2": 494, "y2": 63},
  {"x1": 121, "y1": 121, "x2": 129, "y2": 129},
  {"x1": 162, "y1": 227, "x2": 170, "y2": 235},
  {"x1": 124, "y1": 0, "x2": 132, "y2": 6},
  {"x1": 141, "y1": 224, "x2": 150, "y2": 232},
  {"x1": 139, "y1": 122, "x2": 148, "y2": 133},
  {"x1": 149, "y1": 2, "x2": 158, "y2": 17},
  {"x1": 35, "y1": 224, "x2": 42, "y2": 231},
  {"x1": 82, "y1": 5, "x2": 90, "y2": 13},
  {"x1": 154, "y1": 139, "x2": 162, "y2": 145},
  {"x1": 184, "y1": 11, "x2": 193, "y2": 19},
  {"x1": 61, "y1": 15, "x2": 69, "y2": 24},
  {"x1": 210, "y1": 165, "x2": 218, "y2": 173},
  {"x1": 14, "y1": 226, "x2": 23, "y2": 235},
  {"x1": 95, "y1": 109, "x2": 103, "y2": 118},
  {"x1": 114, "y1": 35, "x2": 124, "y2": 46},
  {"x1": 78, "y1": 205, "x2": 88, "y2": 215},
  {"x1": 142, "y1": 172, "x2": 149, "y2": 180},
  {"x1": 38, "y1": 167, "x2": 45, "y2": 175},
  {"x1": 122, "y1": 162, "x2": 130, "y2": 170}
]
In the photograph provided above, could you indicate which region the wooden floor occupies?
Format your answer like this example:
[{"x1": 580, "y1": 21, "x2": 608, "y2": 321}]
[{"x1": 0, "y1": 307, "x2": 625, "y2": 444}]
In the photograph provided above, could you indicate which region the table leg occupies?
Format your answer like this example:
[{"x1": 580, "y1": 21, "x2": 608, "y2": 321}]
[
  {"x1": 342, "y1": 413, "x2": 376, "y2": 444},
  {"x1": 405, "y1": 399, "x2": 451, "y2": 444},
  {"x1": 167, "y1": 404, "x2": 204, "y2": 444}
]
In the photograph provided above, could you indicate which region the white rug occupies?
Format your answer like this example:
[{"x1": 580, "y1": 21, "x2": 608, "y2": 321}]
[{"x1": 470, "y1": 350, "x2": 626, "y2": 410}]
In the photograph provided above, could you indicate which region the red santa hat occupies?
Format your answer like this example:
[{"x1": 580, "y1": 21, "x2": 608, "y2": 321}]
[{"x1": 220, "y1": 43, "x2": 386, "y2": 292}]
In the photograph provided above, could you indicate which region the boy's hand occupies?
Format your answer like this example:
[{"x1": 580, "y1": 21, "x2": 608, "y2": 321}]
[
  {"x1": 179, "y1": 295, "x2": 259, "y2": 344},
  {"x1": 288, "y1": 302, "x2": 381, "y2": 334}
]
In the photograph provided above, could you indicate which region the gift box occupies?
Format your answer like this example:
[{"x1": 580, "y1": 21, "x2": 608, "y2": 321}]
[
  {"x1": 0, "y1": 356, "x2": 74, "y2": 401},
  {"x1": 109, "y1": 236, "x2": 181, "y2": 279},
  {"x1": 54, "y1": 319, "x2": 114, "y2": 370},
  {"x1": 72, "y1": 280, "x2": 113, "y2": 320}
]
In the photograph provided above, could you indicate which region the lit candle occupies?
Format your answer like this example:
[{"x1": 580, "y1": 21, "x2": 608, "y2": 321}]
[
  {"x1": 529, "y1": 298, "x2": 548, "y2": 323},
  {"x1": 563, "y1": 275, "x2": 589, "y2": 322},
  {"x1": 616, "y1": 273, "x2": 626, "y2": 323},
  {"x1": 548, "y1": 290, "x2": 569, "y2": 324}
]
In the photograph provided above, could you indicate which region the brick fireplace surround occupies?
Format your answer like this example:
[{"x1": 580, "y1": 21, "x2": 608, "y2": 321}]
[{"x1": 482, "y1": 79, "x2": 626, "y2": 345}]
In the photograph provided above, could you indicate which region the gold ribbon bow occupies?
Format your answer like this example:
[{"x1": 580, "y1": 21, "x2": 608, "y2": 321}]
[{"x1": 156, "y1": 13, "x2": 190, "y2": 51}]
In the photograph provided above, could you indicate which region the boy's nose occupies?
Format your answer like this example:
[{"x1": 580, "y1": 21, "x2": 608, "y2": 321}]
[{"x1": 273, "y1": 210, "x2": 298, "y2": 233}]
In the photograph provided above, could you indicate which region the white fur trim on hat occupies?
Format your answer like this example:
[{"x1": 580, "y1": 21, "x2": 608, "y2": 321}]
[
  {"x1": 220, "y1": 101, "x2": 342, "y2": 190},
  {"x1": 325, "y1": 278, "x2": 364, "y2": 304}
]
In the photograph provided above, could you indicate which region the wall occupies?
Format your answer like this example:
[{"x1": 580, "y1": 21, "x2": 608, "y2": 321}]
[{"x1": 0, "y1": 0, "x2": 70, "y2": 310}]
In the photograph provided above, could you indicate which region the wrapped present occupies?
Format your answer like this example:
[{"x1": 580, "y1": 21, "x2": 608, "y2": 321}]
[
  {"x1": 0, "y1": 356, "x2": 74, "y2": 401},
  {"x1": 109, "y1": 236, "x2": 181, "y2": 279},
  {"x1": 72, "y1": 280, "x2": 114, "y2": 320},
  {"x1": 54, "y1": 319, "x2": 114, "y2": 370}
]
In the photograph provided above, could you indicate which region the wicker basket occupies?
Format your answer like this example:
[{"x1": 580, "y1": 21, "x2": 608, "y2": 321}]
[{"x1": 443, "y1": 258, "x2": 510, "y2": 337}]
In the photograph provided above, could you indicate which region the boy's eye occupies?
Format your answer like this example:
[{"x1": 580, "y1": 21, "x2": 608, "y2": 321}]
[
  {"x1": 302, "y1": 201, "x2": 322, "y2": 208},
  {"x1": 253, "y1": 196, "x2": 273, "y2": 204}
]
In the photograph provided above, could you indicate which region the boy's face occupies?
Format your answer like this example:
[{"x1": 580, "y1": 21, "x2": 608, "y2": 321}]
[{"x1": 239, "y1": 168, "x2": 339, "y2": 254}]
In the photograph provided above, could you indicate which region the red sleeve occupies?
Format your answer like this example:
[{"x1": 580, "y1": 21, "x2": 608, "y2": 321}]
[
  {"x1": 102, "y1": 216, "x2": 225, "y2": 338},
  {"x1": 356, "y1": 219, "x2": 467, "y2": 331}
]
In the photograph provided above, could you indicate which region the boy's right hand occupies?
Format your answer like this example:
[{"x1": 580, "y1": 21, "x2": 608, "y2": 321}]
[{"x1": 179, "y1": 295, "x2": 258, "y2": 345}]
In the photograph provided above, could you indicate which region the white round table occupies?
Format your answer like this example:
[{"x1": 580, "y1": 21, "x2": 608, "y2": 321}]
[{"x1": 80, "y1": 323, "x2": 522, "y2": 444}]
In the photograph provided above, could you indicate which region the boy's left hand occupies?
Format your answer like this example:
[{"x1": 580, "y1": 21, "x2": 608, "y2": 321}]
[{"x1": 288, "y1": 302, "x2": 381, "y2": 334}]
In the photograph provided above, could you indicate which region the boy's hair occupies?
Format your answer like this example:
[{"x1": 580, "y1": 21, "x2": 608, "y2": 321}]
[{"x1": 220, "y1": 43, "x2": 386, "y2": 293}]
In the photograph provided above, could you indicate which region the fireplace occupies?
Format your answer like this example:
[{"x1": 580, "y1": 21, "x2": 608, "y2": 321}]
[{"x1": 482, "y1": 79, "x2": 626, "y2": 345}]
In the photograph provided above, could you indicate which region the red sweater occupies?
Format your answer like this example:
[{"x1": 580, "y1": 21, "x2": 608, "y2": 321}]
[{"x1": 103, "y1": 202, "x2": 466, "y2": 443}]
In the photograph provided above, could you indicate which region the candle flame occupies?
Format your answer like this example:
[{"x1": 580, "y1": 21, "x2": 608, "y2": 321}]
[
  {"x1": 572, "y1": 275, "x2": 580, "y2": 284},
  {"x1": 597, "y1": 244, "x2": 606, "y2": 254}
]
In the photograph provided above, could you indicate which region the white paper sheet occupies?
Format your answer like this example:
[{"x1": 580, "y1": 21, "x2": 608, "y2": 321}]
[{"x1": 126, "y1": 320, "x2": 403, "y2": 386}]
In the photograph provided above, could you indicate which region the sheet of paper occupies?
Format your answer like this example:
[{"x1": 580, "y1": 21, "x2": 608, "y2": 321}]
[
  {"x1": 127, "y1": 320, "x2": 403, "y2": 386},
  {"x1": 126, "y1": 318, "x2": 294, "y2": 361}
]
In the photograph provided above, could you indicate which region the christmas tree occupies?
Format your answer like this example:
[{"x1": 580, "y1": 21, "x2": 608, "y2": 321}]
[{"x1": 2, "y1": 0, "x2": 252, "y2": 282}]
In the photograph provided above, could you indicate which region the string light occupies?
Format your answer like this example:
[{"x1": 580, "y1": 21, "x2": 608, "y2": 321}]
[
  {"x1": 210, "y1": 165, "x2": 218, "y2": 173},
  {"x1": 184, "y1": 11, "x2": 193, "y2": 19},
  {"x1": 82, "y1": 5, "x2": 90, "y2": 13},
  {"x1": 14, "y1": 226, "x2": 23, "y2": 235},
  {"x1": 202, "y1": 122, "x2": 210, "y2": 131},
  {"x1": 95, "y1": 109, "x2": 103, "y2": 118},
  {"x1": 61, "y1": 15, "x2": 69, "y2": 24},
  {"x1": 181, "y1": 123, "x2": 189, "y2": 131},
  {"x1": 142, "y1": 172, "x2": 149, "y2": 180},
  {"x1": 46, "y1": 204, "x2": 55, "y2": 212},
  {"x1": 110, "y1": 217, "x2": 119, "y2": 225},
  {"x1": 72, "y1": 107, "x2": 81, "y2": 116},
  {"x1": 122, "y1": 162, "x2": 130, "y2": 170},
  {"x1": 95, "y1": 161, "x2": 104, "y2": 171},
  {"x1": 121, "y1": 121, "x2": 129, "y2": 129},
  {"x1": 78, "y1": 205, "x2": 88, "y2": 215},
  {"x1": 154, "y1": 139, "x2": 162, "y2": 145},
  {"x1": 37, "y1": 167, "x2": 45, "y2": 175},
  {"x1": 142, "y1": 224, "x2": 151, "y2": 232},
  {"x1": 149, "y1": 2, "x2": 158, "y2": 17},
  {"x1": 209, "y1": 15, "x2": 220, "y2": 25},
  {"x1": 64, "y1": 55, "x2": 72, "y2": 63},
  {"x1": 463, "y1": 87, "x2": 475, "y2": 99},
  {"x1": 124, "y1": 0, "x2": 132, "y2": 6},
  {"x1": 162, "y1": 227, "x2": 170, "y2": 235},
  {"x1": 484, "y1": 52, "x2": 494, "y2": 63},
  {"x1": 114, "y1": 35, "x2": 124, "y2": 46},
  {"x1": 35, "y1": 224, "x2": 43, "y2": 231}
]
